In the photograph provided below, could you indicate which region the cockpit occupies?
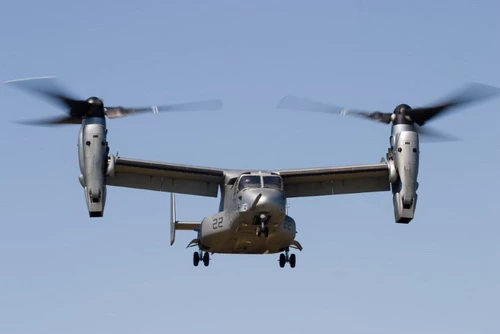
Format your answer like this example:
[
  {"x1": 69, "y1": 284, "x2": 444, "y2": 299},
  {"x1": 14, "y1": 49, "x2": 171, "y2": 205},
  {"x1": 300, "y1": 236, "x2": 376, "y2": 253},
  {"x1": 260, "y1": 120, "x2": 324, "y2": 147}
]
[
  {"x1": 237, "y1": 174, "x2": 283, "y2": 191},
  {"x1": 238, "y1": 175, "x2": 261, "y2": 190}
]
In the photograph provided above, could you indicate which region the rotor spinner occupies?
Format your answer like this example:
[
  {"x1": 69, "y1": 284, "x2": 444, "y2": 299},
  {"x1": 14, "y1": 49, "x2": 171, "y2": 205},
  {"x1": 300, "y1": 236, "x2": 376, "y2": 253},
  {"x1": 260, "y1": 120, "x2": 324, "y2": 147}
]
[
  {"x1": 85, "y1": 96, "x2": 105, "y2": 117},
  {"x1": 391, "y1": 103, "x2": 413, "y2": 125}
]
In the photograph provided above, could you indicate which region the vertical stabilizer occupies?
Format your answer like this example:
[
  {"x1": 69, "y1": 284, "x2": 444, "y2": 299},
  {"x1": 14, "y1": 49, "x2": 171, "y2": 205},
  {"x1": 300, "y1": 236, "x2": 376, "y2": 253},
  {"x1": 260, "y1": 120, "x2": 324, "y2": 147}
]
[
  {"x1": 169, "y1": 193, "x2": 201, "y2": 246},
  {"x1": 170, "y1": 193, "x2": 176, "y2": 245}
]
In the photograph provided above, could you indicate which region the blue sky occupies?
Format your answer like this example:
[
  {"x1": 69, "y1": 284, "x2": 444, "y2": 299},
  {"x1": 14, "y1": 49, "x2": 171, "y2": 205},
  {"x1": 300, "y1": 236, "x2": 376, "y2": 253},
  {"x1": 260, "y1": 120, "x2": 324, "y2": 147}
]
[{"x1": 0, "y1": 1, "x2": 499, "y2": 333}]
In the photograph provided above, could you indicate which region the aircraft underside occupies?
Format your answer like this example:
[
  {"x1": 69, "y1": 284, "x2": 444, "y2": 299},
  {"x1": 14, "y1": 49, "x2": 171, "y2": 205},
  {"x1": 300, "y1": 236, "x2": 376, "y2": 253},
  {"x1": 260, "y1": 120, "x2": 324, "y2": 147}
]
[
  {"x1": 204, "y1": 225, "x2": 292, "y2": 254},
  {"x1": 193, "y1": 212, "x2": 301, "y2": 267}
]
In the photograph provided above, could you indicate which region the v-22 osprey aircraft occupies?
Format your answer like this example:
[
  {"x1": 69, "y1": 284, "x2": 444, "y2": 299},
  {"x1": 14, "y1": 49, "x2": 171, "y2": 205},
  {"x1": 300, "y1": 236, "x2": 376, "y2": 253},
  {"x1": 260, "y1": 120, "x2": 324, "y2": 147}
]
[{"x1": 7, "y1": 77, "x2": 499, "y2": 268}]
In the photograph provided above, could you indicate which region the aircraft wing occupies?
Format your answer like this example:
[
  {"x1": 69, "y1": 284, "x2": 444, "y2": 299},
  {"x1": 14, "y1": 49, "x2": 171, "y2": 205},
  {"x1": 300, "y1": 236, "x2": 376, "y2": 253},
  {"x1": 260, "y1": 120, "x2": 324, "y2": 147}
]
[
  {"x1": 106, "y1": 155, "x2": 225, "y2": 197},
  {"x1": 277, "y1": 162, "x2": 390, "y2": 198}
]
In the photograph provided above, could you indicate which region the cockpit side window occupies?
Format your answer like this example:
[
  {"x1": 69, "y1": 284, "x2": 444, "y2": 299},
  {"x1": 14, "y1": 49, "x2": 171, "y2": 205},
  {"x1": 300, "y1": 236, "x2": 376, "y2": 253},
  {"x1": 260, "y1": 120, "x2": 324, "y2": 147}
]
[
  {"x1": 238, "y1": 175, "x2": 261, "y2": 190},
  {"x1": 263, "y1": 176, "x2": 283, "y2": 190}
]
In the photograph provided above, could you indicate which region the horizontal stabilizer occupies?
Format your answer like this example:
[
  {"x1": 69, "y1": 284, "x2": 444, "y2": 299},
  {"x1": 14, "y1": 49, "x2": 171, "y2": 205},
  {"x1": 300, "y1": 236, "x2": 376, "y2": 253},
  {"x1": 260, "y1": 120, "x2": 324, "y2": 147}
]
[{"x1": 176, "y1": 221, "x2": 201, "y2": 230}]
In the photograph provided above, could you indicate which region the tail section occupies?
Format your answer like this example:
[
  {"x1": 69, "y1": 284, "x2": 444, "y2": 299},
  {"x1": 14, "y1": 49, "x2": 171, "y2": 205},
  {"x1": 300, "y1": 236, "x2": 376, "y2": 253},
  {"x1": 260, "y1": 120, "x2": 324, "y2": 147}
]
[
  {"x1": 170, "y1": 192, "x2": 177, "y2": 245},
  {"x1": 170, "y1": 193, "x2": 201, "y2": 245}
]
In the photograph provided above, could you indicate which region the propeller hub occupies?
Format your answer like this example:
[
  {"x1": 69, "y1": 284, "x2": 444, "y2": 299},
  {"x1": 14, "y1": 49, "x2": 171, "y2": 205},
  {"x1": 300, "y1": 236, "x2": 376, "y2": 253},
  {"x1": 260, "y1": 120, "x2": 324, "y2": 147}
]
[
  {"x1": 392, "y1": 104, "x2": 414, "y2": 125},
  {"x1": 86, "y1": 97, "x2": 104, "y2": 106},
  {"x1": 394, "y1": 104, "x2": 412, "y2": 115},
  {"x1": 82, "y1": 96, "x2": 105, "y2": 118}
]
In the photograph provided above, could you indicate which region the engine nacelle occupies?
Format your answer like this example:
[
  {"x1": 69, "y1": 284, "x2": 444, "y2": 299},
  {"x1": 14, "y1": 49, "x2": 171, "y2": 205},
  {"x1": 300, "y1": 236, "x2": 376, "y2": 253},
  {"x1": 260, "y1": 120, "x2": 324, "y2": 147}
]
[
  {"x1": 78, "y1": 117, "x2": 108, "y2": 217},
  {"x1": 393, "y1": 191, "x2": 417, "y2": 223},
  {"x1": 390, "y1": 125, "x2": 419, "y2": 224}
]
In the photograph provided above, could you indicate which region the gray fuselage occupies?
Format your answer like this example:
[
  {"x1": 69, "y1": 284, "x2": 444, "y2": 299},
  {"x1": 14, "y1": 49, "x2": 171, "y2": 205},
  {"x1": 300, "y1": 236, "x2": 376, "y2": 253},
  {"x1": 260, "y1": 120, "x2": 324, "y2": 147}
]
[{"x1": 198, "y1": 172, "x2": 297, "y2": 254}]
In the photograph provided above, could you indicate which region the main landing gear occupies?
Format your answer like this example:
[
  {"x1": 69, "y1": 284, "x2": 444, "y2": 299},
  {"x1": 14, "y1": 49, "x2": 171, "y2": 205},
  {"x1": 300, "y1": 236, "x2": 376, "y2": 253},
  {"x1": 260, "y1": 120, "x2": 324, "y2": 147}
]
[
  {"x1": 278, "y1": 248, "x2": 296, "y2": 268},
  {"x1": 193, "y1": 250, "x2": 210, "y2": 267},
  {"x1": 255, "y1": 213, "x2": 269, "y2": 237}
]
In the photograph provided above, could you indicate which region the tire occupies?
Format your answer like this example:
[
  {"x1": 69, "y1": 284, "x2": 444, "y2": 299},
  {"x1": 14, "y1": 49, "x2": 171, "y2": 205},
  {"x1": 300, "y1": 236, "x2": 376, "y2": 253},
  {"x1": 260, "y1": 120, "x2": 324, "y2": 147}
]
[
  {"x1": 203, "y1": 252, "x2": 210, "y2": 267},
  {"x1": 193, "y1": 252, "x2": 200, "y2": 267},
  {"x1": 279, "y1": 254, "x2": 286, "y2": 268},
  {"x1": 263, "y1": 227, "x2": 269, "y2": 237},
  {"x1": 289, "y1": 254, "x2": 296, "y2": 268}
]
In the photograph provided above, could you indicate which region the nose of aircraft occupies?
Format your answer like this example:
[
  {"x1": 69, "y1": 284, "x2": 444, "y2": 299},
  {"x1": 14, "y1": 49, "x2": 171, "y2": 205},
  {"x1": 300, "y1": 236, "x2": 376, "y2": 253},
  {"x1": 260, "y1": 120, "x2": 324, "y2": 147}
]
[
  {"x1": 259, "y1": 189, "x2": 285, "y2": 212},
  {"x1": 240, "y1": 188, "x2": 285, "y2": 215}
]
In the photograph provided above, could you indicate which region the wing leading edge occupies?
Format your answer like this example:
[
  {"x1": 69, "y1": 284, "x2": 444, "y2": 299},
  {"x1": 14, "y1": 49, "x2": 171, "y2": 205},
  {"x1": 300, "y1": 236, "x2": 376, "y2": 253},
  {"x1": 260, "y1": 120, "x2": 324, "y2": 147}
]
[
  {"x1": 106, "y1": 156, "x2": 225, "y2": 197},
  {"x1": 107, "y1": 156, "x2": 390, "y2": 198},
  {"x1": 277, "y1": 162, "x2": 390, "y2": 197}
]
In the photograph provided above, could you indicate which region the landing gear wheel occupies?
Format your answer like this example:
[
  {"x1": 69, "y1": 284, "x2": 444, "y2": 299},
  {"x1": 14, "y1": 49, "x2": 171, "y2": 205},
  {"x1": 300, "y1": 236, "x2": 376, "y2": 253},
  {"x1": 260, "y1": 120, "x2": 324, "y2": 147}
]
[
  {"x1": 256, "y1": 227, "x2": 262, "y2": 237},
  {"x1": 263, "y1": 227, "x2": 269, "y2": 237},
  {"x1": 193, "y1": 252, "x2": 200, "y2": 267},
  {"x1": 289, "y1": 253, "x2": 296, "y2": 268},
  {"x1": 203, "y1": 252, "x2": 210, "y2": 267},
  {"x1": 279, "y1": 253, "x2": 286, "y2": 268}
]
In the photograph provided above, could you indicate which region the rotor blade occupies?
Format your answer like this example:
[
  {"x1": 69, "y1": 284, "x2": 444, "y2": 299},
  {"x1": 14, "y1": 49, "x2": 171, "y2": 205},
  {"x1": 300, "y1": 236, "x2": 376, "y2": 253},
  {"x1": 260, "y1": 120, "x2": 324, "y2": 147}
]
[
  {"x1": 409, "y1": 83, "x2": 500, "y2": 126},
  {"x1": 277, "y1": 95, "x2": 392, "y2": 123},
  {"x1": 4, "y1": 76, "x2": 85, "y2": 111},
  {"x1": 14, "y1": 115, "x2": 82, "y2": 126},
  {"x1": 416, "y1": 125, "x2": 461, "y2": 142},
  {"x1": 104, "y1": 99, "x2": 223, "y2": 118},
  {"x1": 340, "y1": 109, "x2": 393, "y2": 124},
  {"x1": 277, "y1": 95, "x2": 346, "y2": 114}
]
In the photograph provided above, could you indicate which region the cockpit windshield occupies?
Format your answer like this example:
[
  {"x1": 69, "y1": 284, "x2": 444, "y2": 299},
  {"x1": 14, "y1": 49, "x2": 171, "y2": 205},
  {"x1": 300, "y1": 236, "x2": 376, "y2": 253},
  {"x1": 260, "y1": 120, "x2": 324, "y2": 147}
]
[
  {"x1": 263, "y1": 176, "x2": 283, "y2": 190},
  {"x1": 238, "y1": 175, "x2": 261, "y2": 190}
]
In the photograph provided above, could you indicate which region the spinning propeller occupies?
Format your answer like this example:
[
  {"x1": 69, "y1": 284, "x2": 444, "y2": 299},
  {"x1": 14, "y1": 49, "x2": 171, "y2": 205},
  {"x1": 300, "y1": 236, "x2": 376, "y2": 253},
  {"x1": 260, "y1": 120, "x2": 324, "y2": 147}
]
[
  {"x1": 277, "y1": 83, "x2": 500, "y2": 140},
  {"x1": 5, "y1": 77, "x2": 223, "y2": 125}
]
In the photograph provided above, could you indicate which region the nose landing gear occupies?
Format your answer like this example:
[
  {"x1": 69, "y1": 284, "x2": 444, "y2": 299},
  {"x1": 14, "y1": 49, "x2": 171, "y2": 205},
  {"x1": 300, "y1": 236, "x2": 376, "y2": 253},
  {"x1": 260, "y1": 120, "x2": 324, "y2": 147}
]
[
  {"x1": 278, "y1": 248, "x2": 296, "y2": 268},
  {"x1": 256, "y1": 225, "x2": 269, "y2": 237},
  {"x1": 255, "y1": 213, "x2": 269, "y2": 237}
]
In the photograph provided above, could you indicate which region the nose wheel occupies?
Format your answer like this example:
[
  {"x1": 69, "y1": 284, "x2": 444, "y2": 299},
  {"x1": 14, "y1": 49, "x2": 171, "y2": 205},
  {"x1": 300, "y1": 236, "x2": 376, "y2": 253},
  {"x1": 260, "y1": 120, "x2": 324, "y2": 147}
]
[
  {"x1": 193, "y1": 250, "x2": 210, "y2": 267},
  {"x1": 278, "y1": 249, "x2": 296, "y2": 268},
  {"x1": 255, "y1": 214, "x2": 269, "y2": 237},
  {"x1": 256, "y1": 225, "x2": 269, "y2": 237}
]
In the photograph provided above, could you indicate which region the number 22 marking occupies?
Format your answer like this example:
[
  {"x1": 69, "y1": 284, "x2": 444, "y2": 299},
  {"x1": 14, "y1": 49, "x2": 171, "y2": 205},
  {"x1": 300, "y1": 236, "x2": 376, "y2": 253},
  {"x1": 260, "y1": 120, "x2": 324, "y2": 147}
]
[{"x1": 213, "y1": 217, "x2": 223, "y2": 229}]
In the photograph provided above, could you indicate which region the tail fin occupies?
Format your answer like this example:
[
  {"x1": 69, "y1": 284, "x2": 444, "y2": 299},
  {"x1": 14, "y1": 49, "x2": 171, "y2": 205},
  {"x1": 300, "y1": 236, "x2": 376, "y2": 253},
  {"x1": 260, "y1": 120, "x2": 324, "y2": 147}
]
[
  {"x1": 170, "y1": 193, "x2": 201, "y2": 246},
  {"x1": 170, "y1": 192, "x2": 176, "y2": 246}
]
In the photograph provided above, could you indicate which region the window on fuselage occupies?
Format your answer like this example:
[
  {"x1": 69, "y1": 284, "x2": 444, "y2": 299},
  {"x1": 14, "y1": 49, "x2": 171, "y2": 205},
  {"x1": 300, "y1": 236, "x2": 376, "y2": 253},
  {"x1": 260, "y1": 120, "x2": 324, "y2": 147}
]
[
  {"x1": 263, "y1": 176, "x2": 283, "y2": 190},
  {"x1": 238, "y1": 175, "x2": 261, "y2": 190}
]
